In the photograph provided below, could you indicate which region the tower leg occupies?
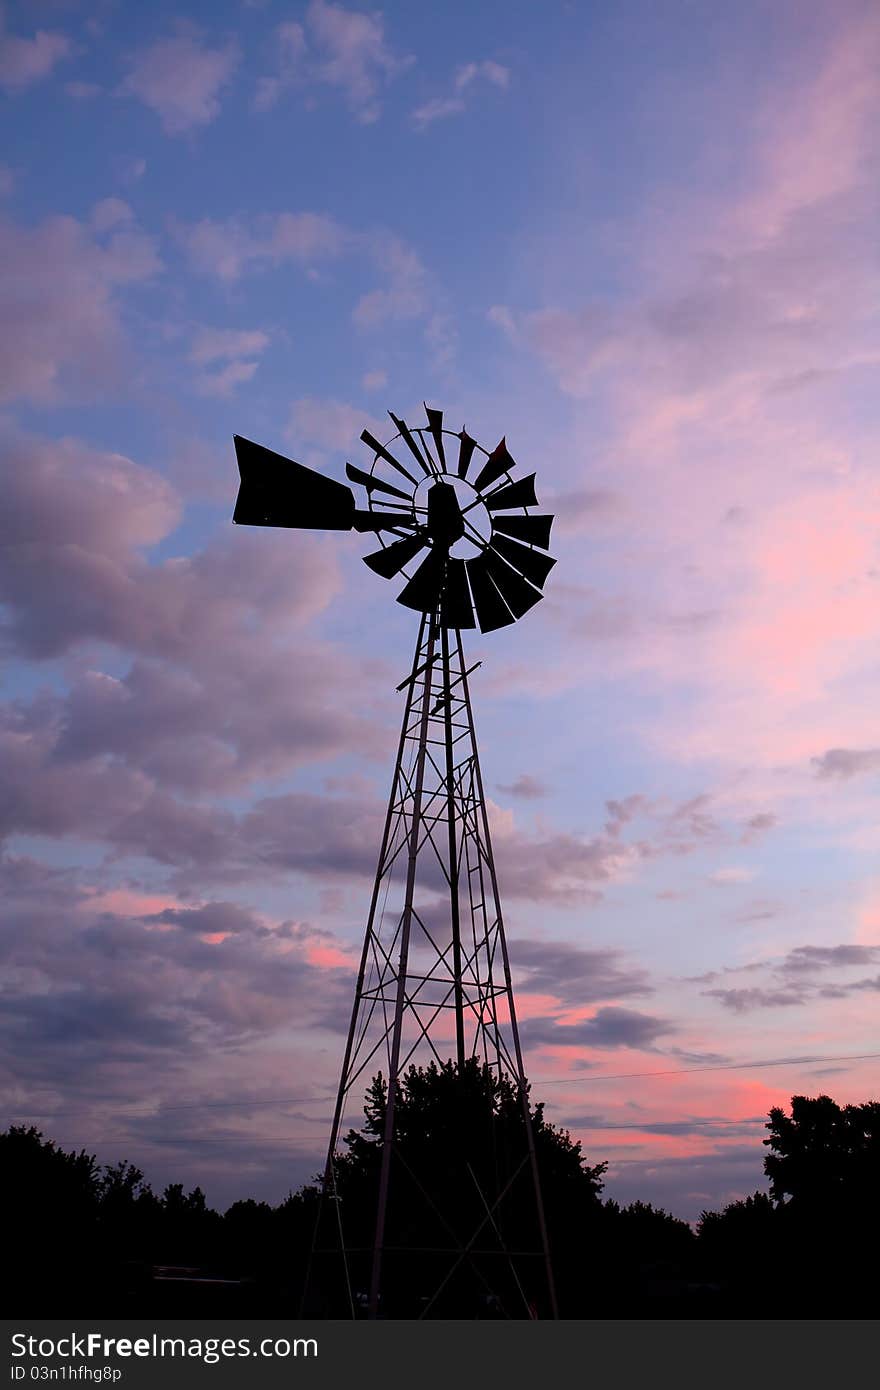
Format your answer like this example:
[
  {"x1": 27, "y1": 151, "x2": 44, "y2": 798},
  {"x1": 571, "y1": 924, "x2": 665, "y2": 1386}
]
[
  {"x1": 368, "y1": 617, "x2": 437, "y2": 1317},
  {"x1": 456, "y1": 632, "x2": 558, "y2": 1320}
]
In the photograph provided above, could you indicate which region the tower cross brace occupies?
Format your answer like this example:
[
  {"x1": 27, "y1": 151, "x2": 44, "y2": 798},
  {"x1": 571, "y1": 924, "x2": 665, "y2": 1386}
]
[{"x1": 309, "y1": 613, "x2": 557, "y2": 1319}]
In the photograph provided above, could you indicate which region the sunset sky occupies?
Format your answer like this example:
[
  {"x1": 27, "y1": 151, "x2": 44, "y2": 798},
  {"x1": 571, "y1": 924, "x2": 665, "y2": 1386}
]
[{"x1": 2, "y1": 0, "x2": 880, "y2": 1225}]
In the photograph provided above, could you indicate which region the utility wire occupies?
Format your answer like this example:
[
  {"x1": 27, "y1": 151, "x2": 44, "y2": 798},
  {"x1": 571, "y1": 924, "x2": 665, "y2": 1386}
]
[
  {"x1": 531, "y1": 1048, "x2": 880, "y2": 1085},
  {"x1": 27, "y1": 1116, "x2": 772, "y2": 1145},
  {"x1": 5, "y1": 1048, "x2": 878, "y2": 1125}
]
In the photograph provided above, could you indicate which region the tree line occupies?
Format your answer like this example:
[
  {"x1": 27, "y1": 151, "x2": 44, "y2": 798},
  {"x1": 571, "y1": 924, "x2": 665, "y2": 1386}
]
[{"x1": 3, "y1": 1062, "x2": 878, "y2": 1317}]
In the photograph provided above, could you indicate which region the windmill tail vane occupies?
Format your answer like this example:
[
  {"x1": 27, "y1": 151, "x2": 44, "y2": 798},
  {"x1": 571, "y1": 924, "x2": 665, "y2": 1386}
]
[{"x1": 232, "y1": 403, "x2": 558, "y2": 1319}]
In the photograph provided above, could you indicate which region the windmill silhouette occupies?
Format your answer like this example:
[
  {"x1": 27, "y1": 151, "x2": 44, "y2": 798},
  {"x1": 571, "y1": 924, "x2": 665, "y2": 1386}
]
[{"x1": 233, "y1": 404, "x2": 557, "y2": 1318}]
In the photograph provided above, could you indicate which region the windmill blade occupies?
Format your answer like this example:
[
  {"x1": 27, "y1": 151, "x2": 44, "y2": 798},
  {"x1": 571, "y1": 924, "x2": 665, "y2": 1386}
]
[
  {"x1": 360, "y1": 430, "x2": 419, "y2": 486},
  {"x1": 233, "y1": 436, "x2": 355, "y2": 530},
  {"x1": 363, "y1": 531, "x2": 429, "y2": 579},
  {"x1": 424, "y1": 405, "x2": 446, "y2": 470},
  {"x1": 441, "y1": 556, "x2": 475, "y2": 629},
  {"x1": 346, "y1": 461, "x2": 411, "y2": 502},
  {"x1": 489, "y1": 533, "x2": 557, "y2": 589},
  {"x1": 352, "y1": 509, "x2": 417, "y2": 533},
  {"x1": 480, "y1": 547, "x2": 544, "y2": 620},
  {"x1": 484, "y1": 474, "x2": 538, "y2": 511},
  {"x1": 397, "y1": 545, "x2": 445, "y2": 612},
  {"x1": 457, "y1": 429, "x2": 477, "y2": 478},
  {"x1": 389, "y1": 412, "x2": 433, "y2": 476},
  {"x1": 491, "y1": 513, "x2": 554, "y2": 550},
  {"x1": 465, "y1": 552, "x2": 516, "y2": 633},
  {"x1": 473, "y1": 438, "x2": 514, "y2": 494}
]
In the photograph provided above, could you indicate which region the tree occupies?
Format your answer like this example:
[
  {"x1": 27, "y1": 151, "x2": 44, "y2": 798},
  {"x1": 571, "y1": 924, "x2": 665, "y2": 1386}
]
[
  {"x1": 763, "y1": 1094, "x2": 880, "y2": 1212},
  {"x1": 696, "y1": 1192, "x2": 777, "y2": 1307},
  {"x1": 692, "y1": 1096, "x2": 880, "y2": 1315},
  {"x1": 312, "y1": 1057, "x2": 606, "y2": 1316}
]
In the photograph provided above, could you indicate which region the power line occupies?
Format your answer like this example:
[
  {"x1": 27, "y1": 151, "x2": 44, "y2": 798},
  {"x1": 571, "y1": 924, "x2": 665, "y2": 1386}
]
[
  {"x1": 532, "y1": 1048, "x2": 880, "y2": 1085},
  {"x1": 4, "y1": 1048, "x2": 877, "y2": 1127},
  {"x1": 0, "y1": 1117, "x2": 772, "y2": 1150},
  {"x1": 4, "y1": 1094, "x2": 335, "y2": 1121}
]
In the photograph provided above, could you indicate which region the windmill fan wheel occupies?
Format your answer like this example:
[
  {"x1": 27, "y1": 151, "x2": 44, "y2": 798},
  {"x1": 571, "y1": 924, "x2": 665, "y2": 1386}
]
[{"x1": 352, "y1": 405, "x2": 555, "y2": 633}]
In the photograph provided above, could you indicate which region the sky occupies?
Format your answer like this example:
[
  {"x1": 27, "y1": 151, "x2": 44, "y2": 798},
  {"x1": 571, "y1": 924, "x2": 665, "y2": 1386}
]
[{"x1": 1, "y1": 0, "x2": 879, "y2": 1226}]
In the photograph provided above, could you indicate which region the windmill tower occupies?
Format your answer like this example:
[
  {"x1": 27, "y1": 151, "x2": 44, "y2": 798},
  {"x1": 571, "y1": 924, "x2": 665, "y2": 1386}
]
[{"x1": 233, "y1": 405, "x2": 557, "y2": 1318}]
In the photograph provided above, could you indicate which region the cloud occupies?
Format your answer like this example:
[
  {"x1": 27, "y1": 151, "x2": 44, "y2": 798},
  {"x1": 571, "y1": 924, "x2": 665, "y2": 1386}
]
[
  {"x1": 0, "y1": 428, "x2": 179, "y2": 657},
  {"x1": 253, "y1": 21, "x2": 306, "y2": 111},
  {"x1": 709, "y1": 867, "x2": 755, "y2": 885},
  {"x1": 497, "y1": 774, "x2": 547, "y2": 799},
  {"x1": 522, "y1": 1007, "x2": 675, "y2": 1051},
  {"x1": 699, "y1": 941, "x2": 880, "y2": 1012},
  {"x1": 121, "y1": 157, "x2": 147, "y2": 184},
  {"x1": 120, "y1": 30, "x2": 239, "y2": 134},
  {"x1": 174, "y1": 211, "x2": 446, "y2": 355},
  {"x1": 412, "y1": 58, "x2": 509, "y2": 129},
  {"x1": 489, "y1": 815, "x2": 633, "y2": 906},
  {"x1": 545, "y1": 487, "x2": 619, "y2": 533},
  {"x1": 811, "y1": 748, "x2": 880, "y2": 780},
  {"x1": 287, "y1": 396, "x2": 386, "y2": 453},
  {"x1": 175, "y1": 211, "x2": 351, "y2": 282},
  {"x1": 0, "y1": 18, "x2": 73, "y2": 92},
  {"x1": 0, "y1": 856, "x2": 354, "y2": 1125},
  {"x1": 91, "y1": 197, "x2": 135, "y2": 232},
  {"x1": 487, "y1": 8, "x2": 880, "y2": 778},
  {"x1": 303, "y1": 0, "x2": 412, "y2": 122},
  {"x1": 188, "y1": 326, "x2": 270, "y2": 397},
  {"x1": 0, "y1": 209, "x2": 161, "y2": 404},
  {"x1": 145, "y1": 901, "x2": 271, "y2": 937},
  {"x1": 352, "y1": 233, "x2": 430, "y2": 328},
  {"x1": 842, "y1": 975, "x2": 880, "y2": 993},
  {"x1": 0, "y1": 426, "x2": 390, "y2": 874},
  {"x1": 740, "y1": 812, "x2": 777, "y2": 843},
  {"x1": 604, "y1": 794, "x2": 650, "y2": 837},
  {"x1": 702, "y1": 987, "x2": 807, "y2": 1013},
  {"x1": 778, "y1": 943, "x2": 880, "y2": 974},
  {"x1": 66, "y1": 81, "x2": 100, "y2": 100},
  {"x1": 600, "y1": 1146, "x2": 767, "y2": 1226},
  {"x1": 510, "y1": 939, "x2": 653, "y2": 1007},
  {"x1": 255, "y1": 0, "x2": 412, "y2": 123}
]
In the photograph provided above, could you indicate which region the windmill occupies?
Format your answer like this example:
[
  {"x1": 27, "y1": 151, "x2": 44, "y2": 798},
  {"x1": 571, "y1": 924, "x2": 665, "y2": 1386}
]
[{"x1": 233, "y1": 404, "x2": 557, "y2": 1318}]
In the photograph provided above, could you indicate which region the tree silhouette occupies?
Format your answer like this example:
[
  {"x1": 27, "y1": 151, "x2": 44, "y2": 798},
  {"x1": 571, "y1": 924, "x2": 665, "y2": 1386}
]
[
  {"x1": 310, "y1": 1056, "x2": 606, "y2": 1316},
  {"x1": 5, "y1": 1088, "x2": 878, "y2": 1316},
  {"x1": 693, "y1": 1096, "x2": 880, "y2": 1314},
  {"x1": 764, "y1": 1094, "x2": 880, "y2": 1210}
]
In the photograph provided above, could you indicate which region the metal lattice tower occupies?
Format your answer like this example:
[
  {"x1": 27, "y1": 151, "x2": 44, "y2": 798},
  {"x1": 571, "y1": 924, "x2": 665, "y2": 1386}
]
[{"x1": 232, "y1": 405, "x2": 558, "y2": 1318}]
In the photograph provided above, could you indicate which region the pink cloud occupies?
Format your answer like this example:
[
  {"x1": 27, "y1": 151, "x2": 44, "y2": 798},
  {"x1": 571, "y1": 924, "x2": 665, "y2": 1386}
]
[
  {"x1": 175, "y1": 211, "x2": 351, "y2": 282},
  {"x1": 494, "y1": 8, "x2": 880, "y2": 789},
  {"x1": 287, "y1": 396, "x2": 387, "y2": 453},
  {"x1": 188, "y1": 326, "x2": 270, "y2": 396},
  {"x1": 120, "y1": 31, "x2": 239, "y2": 135},
  {"x1": 174, "y1": 212, "x2": 448, "y2": 358},
  {"x1": 412, "y1": 58, "x2": 510, "y2": 130},
  {"x1": 0, "y1": 19, "x2": 73, "y2": 92},
  {"x1": 304, "y1": 0, "x2": 412, "y2": 124},
  {"x1": 80, "y1": 888, "x2": 179, "y2": 918},
  {"x1": 0, "y1": 208, "x2": 161, "y2": 404},
  {"x1": 253, "y1": 0, "x2": 411, "y2": 122},
  {"x1": 306, "y1": 942, "x2": 355, "y2": 969}
]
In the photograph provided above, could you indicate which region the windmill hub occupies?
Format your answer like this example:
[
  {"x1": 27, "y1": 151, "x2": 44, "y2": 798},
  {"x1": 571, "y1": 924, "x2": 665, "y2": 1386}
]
[
  {"x1": 414, "y1": 471, "x2": 491, "y2": 557},
  {"x1": 425, "y1": 478, "x2": 464, "y2": 547}
]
